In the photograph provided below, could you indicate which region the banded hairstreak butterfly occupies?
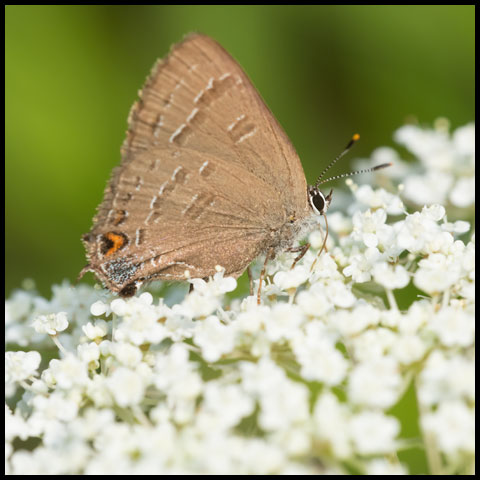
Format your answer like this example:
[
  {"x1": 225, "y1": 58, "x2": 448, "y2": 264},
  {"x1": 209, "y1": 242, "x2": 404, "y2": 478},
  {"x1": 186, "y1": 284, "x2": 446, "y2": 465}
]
[{"x1": 79, "y1": 33, "x2": 390, "y2": 301}]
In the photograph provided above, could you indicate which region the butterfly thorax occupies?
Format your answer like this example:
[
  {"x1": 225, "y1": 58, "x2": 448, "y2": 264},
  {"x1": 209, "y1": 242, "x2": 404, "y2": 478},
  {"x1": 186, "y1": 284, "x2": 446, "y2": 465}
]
[{"x1": 269, "y1": 187, "x2": 326, "y2": 255}]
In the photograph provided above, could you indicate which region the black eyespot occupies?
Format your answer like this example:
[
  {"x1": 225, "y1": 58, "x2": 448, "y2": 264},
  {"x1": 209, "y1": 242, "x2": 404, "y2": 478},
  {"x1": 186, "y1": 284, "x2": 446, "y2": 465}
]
[{"x1": 311, "y1": 193, "x2": 325, "y2": 213}]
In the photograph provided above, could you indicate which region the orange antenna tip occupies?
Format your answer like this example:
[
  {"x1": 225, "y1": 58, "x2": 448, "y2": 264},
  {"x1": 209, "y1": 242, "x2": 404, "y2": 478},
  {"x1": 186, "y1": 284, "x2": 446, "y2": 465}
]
[{"x1": 352, "y1": 133, "x2": 360, "y2": 141}]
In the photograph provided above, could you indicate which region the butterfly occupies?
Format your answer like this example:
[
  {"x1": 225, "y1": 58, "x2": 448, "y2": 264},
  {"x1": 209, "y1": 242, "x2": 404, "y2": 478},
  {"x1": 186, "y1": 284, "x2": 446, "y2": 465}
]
[{"x1": 79, "y1": 33, "x2": 389, "y2": 303}]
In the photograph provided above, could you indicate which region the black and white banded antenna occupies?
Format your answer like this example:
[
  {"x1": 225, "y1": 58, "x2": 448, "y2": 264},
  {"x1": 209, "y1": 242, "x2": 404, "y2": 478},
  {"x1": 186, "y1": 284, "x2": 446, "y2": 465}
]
[{"x1": 314, "y1": 134, "x2": 391, "y2": 188}]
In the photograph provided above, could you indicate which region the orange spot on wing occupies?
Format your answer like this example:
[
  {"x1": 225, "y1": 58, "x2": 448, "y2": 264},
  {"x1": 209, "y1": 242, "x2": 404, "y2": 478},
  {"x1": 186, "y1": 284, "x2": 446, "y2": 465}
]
[{"x1": 105, "y1": 232, "x2": 126, "y2": 256}]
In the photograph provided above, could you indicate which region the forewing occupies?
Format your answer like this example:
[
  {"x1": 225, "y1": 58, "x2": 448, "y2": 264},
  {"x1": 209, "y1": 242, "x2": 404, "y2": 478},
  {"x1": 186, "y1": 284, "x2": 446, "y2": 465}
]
[{"x1": 121, "y1": 33, "x2": 308, "y2": 215}]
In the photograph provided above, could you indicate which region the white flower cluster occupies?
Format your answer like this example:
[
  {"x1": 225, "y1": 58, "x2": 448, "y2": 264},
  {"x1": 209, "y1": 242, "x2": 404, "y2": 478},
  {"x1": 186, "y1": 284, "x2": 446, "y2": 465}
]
[
  {"x1": 5, "y1": 122, "x2": 475, "y2": 475},
  {"x1": 366, "y1": 120, "x2": 475, "y2": 210}
]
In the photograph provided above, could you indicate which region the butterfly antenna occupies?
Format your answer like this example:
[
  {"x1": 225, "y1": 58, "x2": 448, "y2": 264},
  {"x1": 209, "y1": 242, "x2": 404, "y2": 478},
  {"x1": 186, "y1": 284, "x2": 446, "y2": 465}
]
[
  {"x1": 316, "y1": 162, "x2": 392, "y2": 186},
  {"x1": 314, "y1": 133, "x2": 360, "y2": 188}
]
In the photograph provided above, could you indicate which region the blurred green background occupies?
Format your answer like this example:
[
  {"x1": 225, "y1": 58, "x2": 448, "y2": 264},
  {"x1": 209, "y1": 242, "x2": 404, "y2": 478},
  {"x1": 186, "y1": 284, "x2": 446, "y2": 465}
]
[{"x1": 6, "y1": 5, "x2": 474, "y2": 297}]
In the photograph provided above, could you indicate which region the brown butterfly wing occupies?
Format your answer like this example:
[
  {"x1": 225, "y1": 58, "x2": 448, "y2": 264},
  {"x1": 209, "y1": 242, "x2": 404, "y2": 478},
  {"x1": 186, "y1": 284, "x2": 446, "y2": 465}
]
[
  {"x1": 82, "y1": 33, "x2": 309, "y2": 293},
  {"x1": 121, "y1": 33, "x2": 308, "y2": 211}
]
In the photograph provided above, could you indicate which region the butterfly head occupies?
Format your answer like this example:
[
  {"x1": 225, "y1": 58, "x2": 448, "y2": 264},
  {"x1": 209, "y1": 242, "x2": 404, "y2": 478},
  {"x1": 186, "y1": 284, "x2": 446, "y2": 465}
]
[{"x1": 308, "y1": 186, "x2": 332, "y2": 216}]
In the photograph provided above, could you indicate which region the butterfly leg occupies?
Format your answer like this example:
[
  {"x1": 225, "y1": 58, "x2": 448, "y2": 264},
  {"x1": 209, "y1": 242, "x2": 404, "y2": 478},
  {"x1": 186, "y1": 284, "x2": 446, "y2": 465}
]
[
  {"x1": 287, "y1": 243, "x2": 310, "y2": 270},
  {"x1": 257, "y1": 248, "x2": 275, "y2": 305},
  {"x1": 310, "y1": 213, "x2": 330, "y2": 272},
  {"x1": 247, "y1": 267, "x2": 253, "y2": 296},
  {"x1": 318, "y1": 222, "x2": 329, "y2": 252}
]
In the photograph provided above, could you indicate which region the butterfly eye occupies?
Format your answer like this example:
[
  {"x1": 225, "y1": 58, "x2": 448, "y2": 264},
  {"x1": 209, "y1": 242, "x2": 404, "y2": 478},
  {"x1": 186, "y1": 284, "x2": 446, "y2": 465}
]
[
  {"x1": 308, "y1": 188, "x2": 326, "y2": 214},
  {"x1": 312, "y1": 195, "x2": 325, "y2": 213}
]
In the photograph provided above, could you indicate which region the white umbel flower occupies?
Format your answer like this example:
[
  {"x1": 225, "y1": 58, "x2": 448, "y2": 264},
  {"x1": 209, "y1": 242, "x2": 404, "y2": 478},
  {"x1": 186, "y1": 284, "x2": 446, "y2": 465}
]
[{"x1": 32, "y1": 312, "x2": 68, "y2": 335}]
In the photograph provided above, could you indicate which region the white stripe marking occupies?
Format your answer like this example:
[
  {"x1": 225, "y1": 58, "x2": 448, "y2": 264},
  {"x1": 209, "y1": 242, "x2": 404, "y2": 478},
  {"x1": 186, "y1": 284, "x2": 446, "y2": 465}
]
[
  {"x1": 174, "y1": 79, "x2": 185, "y2": 90},
  {"x1": 194, "y1": 89, "x2": 204, "y2": 104},
  {"x1": 169, "y1": 124, "x2": 187, "y2": 143},
  {"x1": 153, "y1": 116, "x2": 163, "y2": 138},
  {"x1": 236, "y1": 127, "x2": 257, "y2": 144},
  {"x1": 158, "y1": 181, "x2": 168, "y2": 195},
  {"x1": 199, "y1": 161, "x2": 209, "y2": 174},
  {"x1": 228, "y1": 114, "x2": 246, "y2": 131},
  {"x1": 182, "y1": 194, "x2": 198, "y2": 215},
  {"x1": 171, "y1": 166, "x2": 182, "y2": 181},
  {"x1": 187, "y1": 108, "x2": 199, "y2": 123},
  {"x1": 145, "y1": 211, "x2": 154, "y2": 225}
]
